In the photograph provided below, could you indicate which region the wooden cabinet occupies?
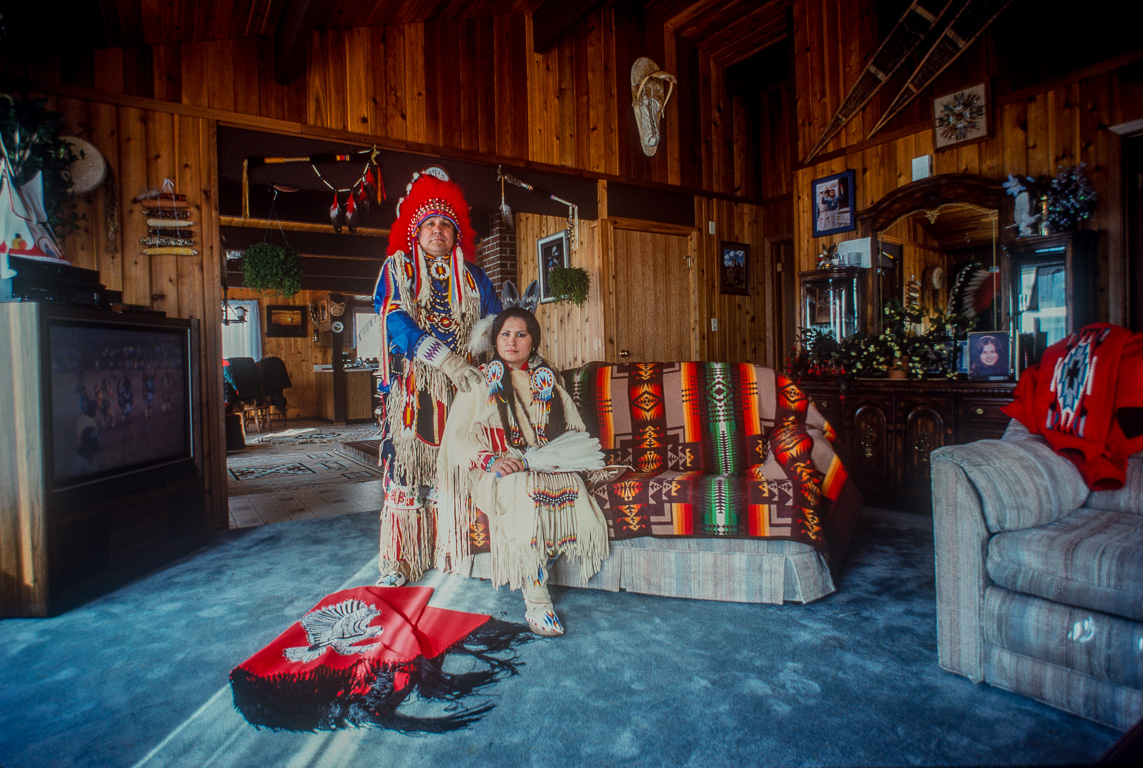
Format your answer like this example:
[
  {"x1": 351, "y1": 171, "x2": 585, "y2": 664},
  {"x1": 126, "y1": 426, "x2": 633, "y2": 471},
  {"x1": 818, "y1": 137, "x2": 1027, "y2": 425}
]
[
  {"x1": 799, "y1": 378, "x2": 1016, "y2": 512},
  {"x1": 314, "y1": 369, "x2": 375, "y2": 423}
]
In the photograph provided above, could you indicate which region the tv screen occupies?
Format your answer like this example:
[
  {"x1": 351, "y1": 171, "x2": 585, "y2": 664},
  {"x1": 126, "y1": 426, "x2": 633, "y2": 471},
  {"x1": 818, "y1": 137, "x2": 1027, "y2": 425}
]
[{"x1": 47, "y1": 317, "x2": 192, "y2": 489}]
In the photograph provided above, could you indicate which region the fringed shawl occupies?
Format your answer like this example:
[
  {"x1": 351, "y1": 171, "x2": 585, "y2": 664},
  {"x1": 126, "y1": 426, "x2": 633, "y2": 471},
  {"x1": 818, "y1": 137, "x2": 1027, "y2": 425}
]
[{"x1": 436, "y1": 365, "x2": 609, "y2": 590}]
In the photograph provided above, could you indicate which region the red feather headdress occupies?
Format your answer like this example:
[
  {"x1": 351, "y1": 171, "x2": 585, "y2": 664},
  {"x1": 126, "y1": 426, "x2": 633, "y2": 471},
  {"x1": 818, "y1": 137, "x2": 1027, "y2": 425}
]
[{"x1": 386, "y1": 174, "x2": 477, "y2": 262}]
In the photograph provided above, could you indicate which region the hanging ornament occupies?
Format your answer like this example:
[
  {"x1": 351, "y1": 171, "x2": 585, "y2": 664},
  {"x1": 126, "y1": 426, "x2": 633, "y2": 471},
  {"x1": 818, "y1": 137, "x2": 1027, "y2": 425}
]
[
  {"x1": 355, "y1": 184, "x2": 369, "y2": 220},
  {"x1": 345, "y1": 191, "x2": 358, "y2": 234},
  {"x1": 330, "y1": 192, "x2": 342, "y2": 234},
  {"x1": 137, "y1": 178, "x2": 198, "y2": 256}
]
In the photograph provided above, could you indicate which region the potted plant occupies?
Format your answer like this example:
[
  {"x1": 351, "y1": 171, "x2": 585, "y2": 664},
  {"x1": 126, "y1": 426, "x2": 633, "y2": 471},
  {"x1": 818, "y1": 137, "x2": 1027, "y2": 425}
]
[
  {"x1": 0, "y1": 93, "x2": 81, "y2": 235},
  {"x1": 240, "y1": 241, "x2": 304, "y2": 298},
  {"x1": 548, "y1": 265, "x2": 590, "y2": 306},
  {"x1": 787, "y1": 299, "x2": 975, "y2": 387}
]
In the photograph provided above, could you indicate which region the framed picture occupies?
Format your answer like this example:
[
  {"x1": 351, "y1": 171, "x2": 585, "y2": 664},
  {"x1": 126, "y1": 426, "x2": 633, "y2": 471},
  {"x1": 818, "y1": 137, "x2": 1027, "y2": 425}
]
[
  {"x1": 968, "y1": 331, "x2": 1010, "y2": 381},
  {"x1": 537, "y1": 231, "x2": 569, "y2": 304},
  {"x1": 719, "y1": 241, "x2": 749, "y2": 295},
  {"x1": 933, "y1": 83, "x2": 989, "y2": 150},
  {"x1": 266, "y1": 305, "x2": 307, "y2": 338},
  {"x1": 811, "y1": 170, "x2": 856, "y2": 237}
]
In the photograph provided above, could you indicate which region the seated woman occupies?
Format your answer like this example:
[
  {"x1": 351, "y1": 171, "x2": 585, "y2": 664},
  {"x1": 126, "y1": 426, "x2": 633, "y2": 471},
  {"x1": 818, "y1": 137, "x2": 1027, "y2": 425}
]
[{"x1": 436, "y1": 307, "x2": 610, "y2": 637}]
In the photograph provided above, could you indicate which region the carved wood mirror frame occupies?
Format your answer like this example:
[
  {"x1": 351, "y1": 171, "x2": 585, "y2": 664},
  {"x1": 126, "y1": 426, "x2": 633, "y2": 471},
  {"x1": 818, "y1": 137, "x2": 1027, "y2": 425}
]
[{"x1": 856, "y1": 173, "x2": 1013, "y2": 330}]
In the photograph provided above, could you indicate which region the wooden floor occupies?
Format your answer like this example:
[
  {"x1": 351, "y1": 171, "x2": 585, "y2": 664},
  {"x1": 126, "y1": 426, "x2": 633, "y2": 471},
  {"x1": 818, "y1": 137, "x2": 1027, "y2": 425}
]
[{"x1": 225, "y1": 418, "x2": 385, "y2": 528}]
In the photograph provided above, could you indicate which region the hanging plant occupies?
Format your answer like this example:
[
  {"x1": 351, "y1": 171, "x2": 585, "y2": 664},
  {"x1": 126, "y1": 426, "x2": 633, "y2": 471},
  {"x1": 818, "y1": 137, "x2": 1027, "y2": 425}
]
[
  {"x1": 240, "y1": 241, "x2": 304, "y2": 298},
  {"x1": 548, "y1": 266, "x2": 590, "y2": 306},
  {"x1": 0, "y1": 93, "x2": 82, "y2": 235}
]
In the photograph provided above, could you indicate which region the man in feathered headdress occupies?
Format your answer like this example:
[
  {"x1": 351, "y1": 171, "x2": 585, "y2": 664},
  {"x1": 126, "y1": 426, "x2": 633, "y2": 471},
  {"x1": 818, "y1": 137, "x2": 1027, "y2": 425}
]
[{"x1": 372, "y1": 169, "x2": 502, "y2": 587}]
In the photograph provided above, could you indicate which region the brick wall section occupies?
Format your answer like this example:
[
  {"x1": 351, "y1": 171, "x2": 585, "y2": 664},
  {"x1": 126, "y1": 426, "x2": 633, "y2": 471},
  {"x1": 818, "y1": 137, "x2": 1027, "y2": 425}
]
[{"x1": 476, "y1": 211, "x2": 518, "y2": 294}]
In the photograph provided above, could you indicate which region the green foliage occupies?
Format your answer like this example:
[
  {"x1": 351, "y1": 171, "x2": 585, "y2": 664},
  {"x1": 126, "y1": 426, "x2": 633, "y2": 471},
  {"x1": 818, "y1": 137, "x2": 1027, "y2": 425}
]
[
  {"x1": 548, "y1": 266, "x2": 590, "y2": 306},
  {"x1": 786, "y1": 299, "x2": 977, "y2": 385},
  {"x1": 0, "y1": 93, "x2": 81, "y2": 235},
  {"x1": 240, "y1": 241, "x2": 304, "y2": 298}
]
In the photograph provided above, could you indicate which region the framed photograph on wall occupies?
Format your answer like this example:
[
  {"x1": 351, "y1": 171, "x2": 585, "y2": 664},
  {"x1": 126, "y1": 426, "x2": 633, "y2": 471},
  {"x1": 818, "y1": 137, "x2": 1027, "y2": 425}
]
[
  {"x1": 719, "y1": 241, "x2": 749, "y2": 295},
  {"x1": 811, "y1": 170, "x2": 856, "y2": 237},
  {"x1": 537, "y1": 231, "x2": 569, "y2": 304},
  {"x1": 967, "y1": 331, "x2": 1010, "y2": 381},
  {"x1": 933, "y1": 82, "x2": 990, "y2": 150},
  {"x1": 266, "y1": 305, "x2": 307, "y2": 338}
]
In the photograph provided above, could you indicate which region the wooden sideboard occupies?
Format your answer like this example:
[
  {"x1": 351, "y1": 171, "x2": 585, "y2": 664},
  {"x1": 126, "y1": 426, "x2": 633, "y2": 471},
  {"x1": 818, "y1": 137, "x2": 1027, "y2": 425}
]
[{"x1": 798, "y1": 377, "x2": 1017, "y2": 512}]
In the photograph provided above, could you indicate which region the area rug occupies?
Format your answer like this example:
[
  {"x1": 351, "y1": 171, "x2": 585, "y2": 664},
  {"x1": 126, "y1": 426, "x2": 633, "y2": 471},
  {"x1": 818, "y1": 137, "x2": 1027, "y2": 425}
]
[
  {"x1": 228, "y1": 450, "x2": 383, "y2": 496},
  {"x1": 229, "y1": 586, "x2": 532, "y2": 732},
  {"x1": 250, "y1": 424, "x2": 381, "y2": 446}
]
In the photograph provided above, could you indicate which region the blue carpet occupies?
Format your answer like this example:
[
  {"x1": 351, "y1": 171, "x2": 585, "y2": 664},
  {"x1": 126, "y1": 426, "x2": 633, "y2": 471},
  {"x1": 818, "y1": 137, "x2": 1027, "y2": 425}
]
[{"x1": 0, "y1": 507, "x2": 1121, "y2": 768}]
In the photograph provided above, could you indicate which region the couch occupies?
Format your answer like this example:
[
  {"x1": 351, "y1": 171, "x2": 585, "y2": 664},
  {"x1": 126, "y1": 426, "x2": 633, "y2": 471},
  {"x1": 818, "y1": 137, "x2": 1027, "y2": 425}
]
[
  {"x1": 526, "y1": 361, "x2": 864, "y2": 605},
  {"x1": 932, "y1": 420, "x2": 1143, "y2": 730}
]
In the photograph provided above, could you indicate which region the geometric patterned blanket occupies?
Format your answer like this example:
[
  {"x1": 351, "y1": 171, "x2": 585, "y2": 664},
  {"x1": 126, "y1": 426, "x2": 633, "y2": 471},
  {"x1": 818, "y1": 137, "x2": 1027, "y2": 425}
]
[{"x1": 563, "y1": 362, "x2": 860, "y2": 563}]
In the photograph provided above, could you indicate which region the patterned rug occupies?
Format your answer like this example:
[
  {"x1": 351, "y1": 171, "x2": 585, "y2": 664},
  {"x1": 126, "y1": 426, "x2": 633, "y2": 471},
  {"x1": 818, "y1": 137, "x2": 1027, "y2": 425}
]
[
  {"x1": 228, "y1": 449, "x2": 384, "y2": 496},
  {"x1": 249, "y1": 424, "x2": 381, "y2": 446}
]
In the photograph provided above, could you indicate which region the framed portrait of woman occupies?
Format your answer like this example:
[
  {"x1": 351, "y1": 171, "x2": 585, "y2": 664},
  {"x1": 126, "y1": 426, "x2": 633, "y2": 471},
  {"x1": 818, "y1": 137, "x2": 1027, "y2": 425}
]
[{"x1": 968, "y1": 331, "x2": 1010, "y2": 381}]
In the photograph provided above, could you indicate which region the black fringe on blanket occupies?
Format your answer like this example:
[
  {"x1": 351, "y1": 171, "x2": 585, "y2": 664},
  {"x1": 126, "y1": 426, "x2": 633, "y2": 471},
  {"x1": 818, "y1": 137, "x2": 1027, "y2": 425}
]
[{"x1": 229, "y1": 619, "x2": 534, "y2": 733}]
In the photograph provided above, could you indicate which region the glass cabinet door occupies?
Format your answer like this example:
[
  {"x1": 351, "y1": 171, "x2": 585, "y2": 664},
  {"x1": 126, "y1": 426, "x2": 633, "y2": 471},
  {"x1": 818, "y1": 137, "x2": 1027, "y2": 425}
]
[
  {"x1": 1005, "y1": 231, "x2": 1096, "y2": 371},
  {"x1": 800, "y1": 267, "x2": 865, "y2": 340}
]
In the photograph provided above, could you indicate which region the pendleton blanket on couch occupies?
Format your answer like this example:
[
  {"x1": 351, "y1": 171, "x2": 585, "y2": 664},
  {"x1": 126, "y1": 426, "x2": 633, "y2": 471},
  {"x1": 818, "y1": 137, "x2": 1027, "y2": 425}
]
[{"x1": 562, "y1": 362, "x2": 859, "y2": 567}]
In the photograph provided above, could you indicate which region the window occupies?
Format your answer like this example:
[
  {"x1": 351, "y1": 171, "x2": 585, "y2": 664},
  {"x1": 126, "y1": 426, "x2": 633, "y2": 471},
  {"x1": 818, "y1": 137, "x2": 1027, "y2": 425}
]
[
  {"x1": 221, "y1": 300, "x2": 262, "y2": 360},
  {"x1": 353, "y1": 308, "x2": 382, "y2": 362}
]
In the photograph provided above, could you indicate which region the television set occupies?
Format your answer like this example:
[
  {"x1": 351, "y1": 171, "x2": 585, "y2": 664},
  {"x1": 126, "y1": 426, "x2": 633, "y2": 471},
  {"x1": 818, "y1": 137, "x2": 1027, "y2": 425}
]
[{"x1": 40, "y1": 306, "x2": 200, "y2": 510}]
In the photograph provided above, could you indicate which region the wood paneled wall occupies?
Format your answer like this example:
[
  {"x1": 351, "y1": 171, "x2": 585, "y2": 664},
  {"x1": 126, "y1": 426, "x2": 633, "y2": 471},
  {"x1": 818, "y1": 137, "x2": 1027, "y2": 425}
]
[
  {"x1": 790, "y1": 0, "x2": 1143, "y2": 326},
  {"x1": 514, "y1": 213, "x2": 606, "y2": 370},
  {"x1": 9, "y1": 9, "x2": 752, "y2": 197},
  {"x1": 226, "y1": 287, "x2": 331, "y2": 419},
  {"x1": 42, "y1": 95, "x2": 229, "y2": 528}
]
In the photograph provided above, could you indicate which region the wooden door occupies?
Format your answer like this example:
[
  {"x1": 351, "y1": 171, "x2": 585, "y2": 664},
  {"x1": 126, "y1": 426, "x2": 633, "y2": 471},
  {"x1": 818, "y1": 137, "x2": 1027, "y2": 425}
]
[{"x1": 610, "y1": 228, "x2": 694, "y2": 362}]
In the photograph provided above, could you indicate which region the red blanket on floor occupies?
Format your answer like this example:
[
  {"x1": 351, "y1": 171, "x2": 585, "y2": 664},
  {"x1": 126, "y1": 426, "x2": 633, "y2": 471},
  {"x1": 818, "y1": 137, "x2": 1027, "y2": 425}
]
[{"x1": 229, "y1": 586, "x2": 530, "y2": 732}]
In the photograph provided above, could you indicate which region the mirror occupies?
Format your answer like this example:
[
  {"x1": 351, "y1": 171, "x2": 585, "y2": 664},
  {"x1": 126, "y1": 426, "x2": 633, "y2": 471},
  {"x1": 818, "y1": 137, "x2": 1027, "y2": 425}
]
[
  {"x1": 878, "y1": 203, "x2": 1000, "y2": 329},
  {"x1": 858, "y1": 174, "x2": 1010, "y2": 332}
]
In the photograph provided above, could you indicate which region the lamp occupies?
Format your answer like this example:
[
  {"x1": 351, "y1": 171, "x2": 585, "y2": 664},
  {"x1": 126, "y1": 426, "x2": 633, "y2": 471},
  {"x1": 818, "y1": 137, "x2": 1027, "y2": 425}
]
[{"x1": 221, "y1": 287, "x2": 248, "y2": 325}]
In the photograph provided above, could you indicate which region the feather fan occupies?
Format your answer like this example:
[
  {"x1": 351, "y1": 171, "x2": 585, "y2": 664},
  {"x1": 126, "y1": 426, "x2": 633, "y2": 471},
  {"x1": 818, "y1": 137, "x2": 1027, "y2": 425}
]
[{"x1": 522, "y1": 431, "x2": 606, "y2": 473}]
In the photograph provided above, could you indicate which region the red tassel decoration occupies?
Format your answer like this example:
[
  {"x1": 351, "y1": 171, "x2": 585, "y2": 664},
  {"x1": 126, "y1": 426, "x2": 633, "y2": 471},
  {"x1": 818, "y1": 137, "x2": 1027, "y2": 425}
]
[
  {"x1": 330, "y1": 193, "x2": 342, "y2": 234},
  {"x1": 345, "y1": 192, "x2": 358, "y2": 234}
]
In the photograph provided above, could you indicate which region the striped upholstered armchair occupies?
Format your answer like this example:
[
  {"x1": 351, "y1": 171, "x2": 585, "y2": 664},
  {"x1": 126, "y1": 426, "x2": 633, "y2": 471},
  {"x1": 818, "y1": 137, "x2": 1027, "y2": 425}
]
[{"x1": 931, "y1": 421, "x2": 1143, "y2": 730}]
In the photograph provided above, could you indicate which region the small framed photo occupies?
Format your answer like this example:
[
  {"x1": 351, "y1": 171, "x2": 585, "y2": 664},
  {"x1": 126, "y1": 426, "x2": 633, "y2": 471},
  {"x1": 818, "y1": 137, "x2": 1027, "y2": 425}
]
[
  {"x1": 811, "y1": 170, "x2": 856, "y2": 238},
  {"x1": 537, "y1": 231, "x2": 569, "y2": 304},
  {"x1": 719, "y1": 241, "x2": 749, "y2": 295},
  {"x1": 968, "y1": 331, "x2": 1010, "y2": 381},
  {"x1": 266, "y1": 305, "x2": 307, "y2": 338},
  {"x1": 933, "y1": 83, "x2": 989, "y2": 150}
]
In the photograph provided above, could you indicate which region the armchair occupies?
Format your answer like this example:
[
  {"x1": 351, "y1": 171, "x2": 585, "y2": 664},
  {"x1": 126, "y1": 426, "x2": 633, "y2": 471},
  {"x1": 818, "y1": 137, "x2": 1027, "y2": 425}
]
[{"x1": 932, "y1": 421, "x2": 1143, "y2": 730}]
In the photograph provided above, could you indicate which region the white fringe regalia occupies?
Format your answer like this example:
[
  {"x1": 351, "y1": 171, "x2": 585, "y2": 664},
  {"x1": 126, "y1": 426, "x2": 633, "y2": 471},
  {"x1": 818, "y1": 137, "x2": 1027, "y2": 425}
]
[
  {"x1": 436, "y1": 363, "x2": 610, "y2": 591},
  {"x1": 376, "y1": 245, "x2": 483, "y2": 581}
]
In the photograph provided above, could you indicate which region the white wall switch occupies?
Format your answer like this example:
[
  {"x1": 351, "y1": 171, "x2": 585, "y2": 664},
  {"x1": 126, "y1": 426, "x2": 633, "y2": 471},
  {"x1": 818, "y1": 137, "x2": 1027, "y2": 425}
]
[
  {"x1": 708, "y1": 221, "x2": 716, "y2": 235},
  {"x1": 912, "y1": 155, "x2": 932, "y2": 181},
  {"x1": 710, "y1": 318, "x2": 718, "y2": 331}
]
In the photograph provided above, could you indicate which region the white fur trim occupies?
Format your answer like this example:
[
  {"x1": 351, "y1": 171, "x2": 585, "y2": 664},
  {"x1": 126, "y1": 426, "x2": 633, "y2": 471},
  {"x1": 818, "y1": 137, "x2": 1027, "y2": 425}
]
[{"x1": 468, "y1": 314, "x2": 495, "y2": 359}]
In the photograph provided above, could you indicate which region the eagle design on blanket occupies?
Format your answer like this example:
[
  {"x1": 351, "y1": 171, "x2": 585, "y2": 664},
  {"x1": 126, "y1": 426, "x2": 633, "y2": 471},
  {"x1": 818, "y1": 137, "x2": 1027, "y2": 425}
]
[{"x1": 283, "y1": 599, "x2": 386, "y2": 663}]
